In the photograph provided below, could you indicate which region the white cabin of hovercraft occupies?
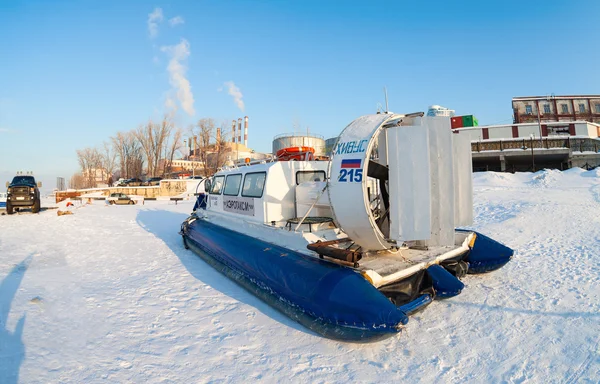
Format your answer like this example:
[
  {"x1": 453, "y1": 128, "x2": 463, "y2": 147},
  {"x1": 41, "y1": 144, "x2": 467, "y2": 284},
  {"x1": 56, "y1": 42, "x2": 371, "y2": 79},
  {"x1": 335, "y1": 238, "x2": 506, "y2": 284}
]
[{"x1": 205, "y1": 161, "x2": 332, "y2": 226}]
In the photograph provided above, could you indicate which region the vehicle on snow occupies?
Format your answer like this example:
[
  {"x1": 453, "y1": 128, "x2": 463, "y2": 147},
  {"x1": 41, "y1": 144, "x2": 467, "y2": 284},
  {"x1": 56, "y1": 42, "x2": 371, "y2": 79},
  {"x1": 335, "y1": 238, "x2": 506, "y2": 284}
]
[
  {"x1": 144, "y1": 177, "x2": 163, "y2": 186},
  {"x1": 114, "y1": 178, "x2": 126, "y2": 187},
  {"x1": 180, "y1": 112, "x2": 514, "y2": 342},
  {"x1": 106, "y1": 192, "x2": 136, "y2": 205},
  {"x1": 123, "y1": 178, "x2": 144, "y2": 187},
  {"x1": 5, "y1": 174, "x2": 42, "y2": 214}
]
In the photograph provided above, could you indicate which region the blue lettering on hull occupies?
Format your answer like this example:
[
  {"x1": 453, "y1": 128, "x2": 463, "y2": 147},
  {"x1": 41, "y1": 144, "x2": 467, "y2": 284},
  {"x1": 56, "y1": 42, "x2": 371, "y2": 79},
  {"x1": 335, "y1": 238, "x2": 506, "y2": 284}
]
[{"x1": 334, "y1": 139, "x2": 368, "y2": 155}]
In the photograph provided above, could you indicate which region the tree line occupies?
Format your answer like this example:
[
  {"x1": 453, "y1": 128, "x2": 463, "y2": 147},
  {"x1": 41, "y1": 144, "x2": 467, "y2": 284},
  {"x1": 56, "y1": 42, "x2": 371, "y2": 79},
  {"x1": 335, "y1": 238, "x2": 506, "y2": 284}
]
[{"x1": 71, "y1": 117, "x2": 232, "y2": 189}]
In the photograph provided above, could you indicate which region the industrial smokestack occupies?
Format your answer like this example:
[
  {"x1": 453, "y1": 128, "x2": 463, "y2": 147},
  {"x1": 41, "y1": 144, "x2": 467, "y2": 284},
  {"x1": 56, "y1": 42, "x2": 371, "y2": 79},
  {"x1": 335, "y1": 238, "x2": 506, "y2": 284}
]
[
  {"x1": 231, "y1": 120, "x2": 236, "y2": 143},
  {"x1": 244, "y1": 116, "x2": 248, "y2": 147},
  {"x1": 237, "y1": 118, "x2": 242, "y2": 145}
]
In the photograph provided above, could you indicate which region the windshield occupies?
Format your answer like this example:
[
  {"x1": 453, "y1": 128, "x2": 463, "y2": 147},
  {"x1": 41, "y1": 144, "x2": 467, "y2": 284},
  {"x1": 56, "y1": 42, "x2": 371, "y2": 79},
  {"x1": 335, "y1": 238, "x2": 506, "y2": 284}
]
[{"x1": 11, "y1": 176, "x2": 36, "y2": 185}]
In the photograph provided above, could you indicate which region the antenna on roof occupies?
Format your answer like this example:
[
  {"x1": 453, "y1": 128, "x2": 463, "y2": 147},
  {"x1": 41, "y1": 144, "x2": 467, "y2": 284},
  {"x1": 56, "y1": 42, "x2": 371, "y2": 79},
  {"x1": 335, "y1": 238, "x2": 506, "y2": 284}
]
[{"x1": 384, "y1": 87, "x2": 389, "y2": 114}]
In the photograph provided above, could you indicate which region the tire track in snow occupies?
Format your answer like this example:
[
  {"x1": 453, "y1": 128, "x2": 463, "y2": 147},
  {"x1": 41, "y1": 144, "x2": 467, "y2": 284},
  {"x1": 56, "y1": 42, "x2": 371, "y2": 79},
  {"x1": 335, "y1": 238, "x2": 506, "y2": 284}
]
[
  {"x1": 590, "y1": 184, "x2": 600, "y2": 204},
  {"x1": 563, "y1": 336, "x2": 600, "y2": 384}
]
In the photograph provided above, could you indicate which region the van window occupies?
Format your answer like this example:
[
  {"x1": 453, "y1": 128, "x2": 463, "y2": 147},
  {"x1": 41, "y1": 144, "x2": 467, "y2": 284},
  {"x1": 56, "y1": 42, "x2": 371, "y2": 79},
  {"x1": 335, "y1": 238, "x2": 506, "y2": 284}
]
[
  {"x1": 242, "y1": 172, "x2": 266, "y2": 198},
  {"x1": 210, "y1": 175, "x2": 225, "y2": 194},
  {"x1": 296, "y1": 170, "x2": 326, "y2": 184},
  {"x1": 223, "y1": 174, "x2": 242, "y2": 196}
]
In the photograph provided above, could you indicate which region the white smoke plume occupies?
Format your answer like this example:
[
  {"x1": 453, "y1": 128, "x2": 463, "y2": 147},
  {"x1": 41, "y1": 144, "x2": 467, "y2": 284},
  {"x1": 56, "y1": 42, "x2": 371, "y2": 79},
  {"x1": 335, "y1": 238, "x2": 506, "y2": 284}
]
[
  {"x1": 224, "y1": 81, "x2": 245, "y2": 112},
  {"x1": 161, "y1": 39, "x2": 195, "y2": 116},
  {"x1": 169, "y1": 16, "x2": 184, "y2": 26},
  {"x1": 165, "y1": 96, "x2": 177, "y2": 112},
  {"x1": 147, "y1": 8, "x2": 163, "y2": 38}
]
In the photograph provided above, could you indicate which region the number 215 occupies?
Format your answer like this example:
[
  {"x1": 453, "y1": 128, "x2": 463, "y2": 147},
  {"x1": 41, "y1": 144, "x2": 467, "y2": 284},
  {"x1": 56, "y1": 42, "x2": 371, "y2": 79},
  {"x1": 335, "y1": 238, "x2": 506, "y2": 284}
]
[{"x1": 339, "y1": 169, "x2": 363, "y2": 182}]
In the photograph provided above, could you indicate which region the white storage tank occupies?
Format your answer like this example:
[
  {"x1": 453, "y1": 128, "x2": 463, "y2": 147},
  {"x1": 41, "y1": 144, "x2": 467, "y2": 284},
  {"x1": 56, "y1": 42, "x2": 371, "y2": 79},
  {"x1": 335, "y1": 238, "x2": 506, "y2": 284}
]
[
  {"x1": 273, "y1": 133, "x2": 327, "y2": 157},
  {"x1": 295, "y1": 181, "x2": 332, "y2": 218}
]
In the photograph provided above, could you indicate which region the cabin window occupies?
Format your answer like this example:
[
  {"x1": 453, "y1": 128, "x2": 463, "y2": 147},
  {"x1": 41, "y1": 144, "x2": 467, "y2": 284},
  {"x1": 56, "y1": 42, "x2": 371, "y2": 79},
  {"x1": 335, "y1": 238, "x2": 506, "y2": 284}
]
[
  {"x1": 223, "y1": 174, "x2": 242, "y2": 196},
  {"x1": 209, "y1": 175, "x2": 225, "y2": 194},
  {"x1": 242, "y1": 172, "x2": 266, "y2": 198},
  {"x1": 296, "y1": 170, "x2": 326, "y2": 184}
]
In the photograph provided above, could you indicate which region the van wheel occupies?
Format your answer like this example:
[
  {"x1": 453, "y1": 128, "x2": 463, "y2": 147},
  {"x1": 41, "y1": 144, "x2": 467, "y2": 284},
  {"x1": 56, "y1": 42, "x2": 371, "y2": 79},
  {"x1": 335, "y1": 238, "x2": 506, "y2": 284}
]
[
  {"x1": 32, "y1": 199, "x2": 41, "y2": 213},
  {"x1": 6, "y1": 201, "x2": 13, "y2": 215}
]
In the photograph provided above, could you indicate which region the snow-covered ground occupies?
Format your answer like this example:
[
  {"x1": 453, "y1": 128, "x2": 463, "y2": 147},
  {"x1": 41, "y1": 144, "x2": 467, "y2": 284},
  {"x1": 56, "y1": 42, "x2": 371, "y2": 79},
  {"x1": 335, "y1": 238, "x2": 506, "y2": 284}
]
[{"x1": 1, "y1": 169, "x2": 599, "y2": 383}]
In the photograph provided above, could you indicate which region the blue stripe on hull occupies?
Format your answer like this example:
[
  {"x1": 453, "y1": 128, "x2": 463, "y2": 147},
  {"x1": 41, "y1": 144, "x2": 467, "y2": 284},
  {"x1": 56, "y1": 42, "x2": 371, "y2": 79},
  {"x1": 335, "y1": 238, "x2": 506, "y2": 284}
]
[{"x1": 182, "y1": 218, "x2": 408, "y2": 342}]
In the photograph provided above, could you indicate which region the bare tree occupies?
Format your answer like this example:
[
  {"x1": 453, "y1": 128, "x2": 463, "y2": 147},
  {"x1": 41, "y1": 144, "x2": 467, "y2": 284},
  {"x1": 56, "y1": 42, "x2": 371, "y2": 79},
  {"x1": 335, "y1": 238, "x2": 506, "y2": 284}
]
[
  {"x1": 161, "y1": 127, "x2": 183, "y2": 177},
  {"x1": 188, "y1": 118, "x2": 214, "y2": 176},
  {"x1": 73, "y1": 115, "x2": 234, "y2": 188},
  {"x1": 154, "y1": 118, "x2": 173, "y2": 176},
  {"x1": 111, "y1": 132, "x2": 128, "y2": 178},
  {"x1": 205, "y1": 121, "x2": 232, "y2": 175},
  {"x1": 134, "y1": 117, "x2": 173, "y2": 177},
  {"x1": 190, "y1": 119, "x2": 232, "y2": 176},
  {"x1": 128, "y1": 137, "x2": 145, "y2": 178},
  {"x1": 76, "y1": 147, "x2": 102, "y2": 188},
  {"x1": 69, "y1": 173, "x2": 84, "y2": 189},
  {"x1": 101, "y1": 141, "x2": 117, "y2": 183},
  {"x1": 111, "y1": 131, "x2": 144, "y2": 178},
  {"x1": 189, "y1": 118, "x2": 233, "y2": 176}
]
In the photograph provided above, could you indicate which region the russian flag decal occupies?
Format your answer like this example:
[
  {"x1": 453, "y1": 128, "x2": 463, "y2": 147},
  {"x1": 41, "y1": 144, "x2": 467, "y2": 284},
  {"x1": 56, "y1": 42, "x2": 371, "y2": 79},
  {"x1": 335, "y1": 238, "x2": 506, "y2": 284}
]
[{"x1": 341, "y1": 159, "x2": 362, "y2": 169}]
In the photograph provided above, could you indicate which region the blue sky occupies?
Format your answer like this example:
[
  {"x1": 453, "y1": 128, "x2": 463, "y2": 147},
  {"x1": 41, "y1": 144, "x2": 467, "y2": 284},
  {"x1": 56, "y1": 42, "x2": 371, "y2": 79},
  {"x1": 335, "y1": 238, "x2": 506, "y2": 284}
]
[{"x1": 1, "y1": 0, "x2": 599, "y2": 181}]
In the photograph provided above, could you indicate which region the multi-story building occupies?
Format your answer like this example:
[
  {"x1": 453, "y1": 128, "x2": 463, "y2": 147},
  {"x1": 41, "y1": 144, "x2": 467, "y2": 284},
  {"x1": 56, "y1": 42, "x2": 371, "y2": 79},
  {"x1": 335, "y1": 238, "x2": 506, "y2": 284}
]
[
  {"x1": 453, "y1": 95, "x2": 600, "y2": 172},
  {"x1": 512, "y1": 95, "x2": 600, "y2": 124}
]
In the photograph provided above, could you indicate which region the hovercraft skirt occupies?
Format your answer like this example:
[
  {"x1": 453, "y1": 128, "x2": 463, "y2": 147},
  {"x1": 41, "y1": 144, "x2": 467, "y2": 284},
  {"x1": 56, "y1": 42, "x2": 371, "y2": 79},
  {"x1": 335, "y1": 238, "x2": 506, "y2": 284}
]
[{"x1": 181, "y1": 218, "x2": 409, "y2": 342}]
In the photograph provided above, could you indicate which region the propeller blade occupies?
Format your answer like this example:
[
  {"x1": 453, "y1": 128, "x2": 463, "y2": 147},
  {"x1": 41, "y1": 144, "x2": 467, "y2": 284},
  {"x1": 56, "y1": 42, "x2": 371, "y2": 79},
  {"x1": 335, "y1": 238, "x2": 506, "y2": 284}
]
[{"x1": 367, "y1": 161, "x2": 389, "y2": 181}]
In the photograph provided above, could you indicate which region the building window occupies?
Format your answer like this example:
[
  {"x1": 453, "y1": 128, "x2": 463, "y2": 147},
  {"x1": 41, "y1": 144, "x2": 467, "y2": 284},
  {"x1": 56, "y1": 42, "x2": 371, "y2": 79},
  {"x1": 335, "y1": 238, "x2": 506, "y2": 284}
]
[
  {"x1": 543, "y1": 104, "x2": 551, "y2": 114},
  {"x1": 223, "y1": 174, "x2": 242, "y2": 196},
  {"x1": 548, "y1": 126, "x2": 570, "y2": 136},
  {"x1": 242, "y1": 172, "x2": 266, "y2": 198},
  {"x1": 579, "y1": 103, "x2": 586, "y2": 113},
  {"x1": 296, "y1": 171, "x2": 326, "y2": 185},
  {"x1": 525, "y1": 105, "x2": 532, "y2": 114},
  {"x1": 561, "y1": 104, "x2": 569, "y2": 114},
  {"x1": 595, "y1": 104, "x2": 600, "y2": 113}
]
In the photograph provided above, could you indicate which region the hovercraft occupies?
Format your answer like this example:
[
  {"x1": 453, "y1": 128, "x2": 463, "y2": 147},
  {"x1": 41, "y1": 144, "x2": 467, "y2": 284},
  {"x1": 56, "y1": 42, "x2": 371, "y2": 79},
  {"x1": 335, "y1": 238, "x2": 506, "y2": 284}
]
[{"x1": 180, "y1": 112, "x2": 513, "y2": 342}]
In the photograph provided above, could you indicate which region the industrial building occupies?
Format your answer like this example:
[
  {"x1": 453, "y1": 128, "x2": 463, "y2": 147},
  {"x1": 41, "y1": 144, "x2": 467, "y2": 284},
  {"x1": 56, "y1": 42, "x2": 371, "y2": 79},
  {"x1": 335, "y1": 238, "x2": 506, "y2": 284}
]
[
  {"x1": 457, "y1": 121, "x2": 600, "y2": 142},
  {"x1": 455, "y1": 121, "x2": 600, "y2": 171},
  {"x1": 454, "y1": 95, "x2": 600, "y2": 172}
]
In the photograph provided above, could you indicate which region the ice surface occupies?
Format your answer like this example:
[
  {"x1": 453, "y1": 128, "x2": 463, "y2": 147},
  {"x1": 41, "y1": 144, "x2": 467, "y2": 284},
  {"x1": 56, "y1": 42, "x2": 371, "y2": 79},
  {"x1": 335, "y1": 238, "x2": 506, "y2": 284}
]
[{"x1": 1, "y1": 170, "x2": 600, "y2": 383}]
